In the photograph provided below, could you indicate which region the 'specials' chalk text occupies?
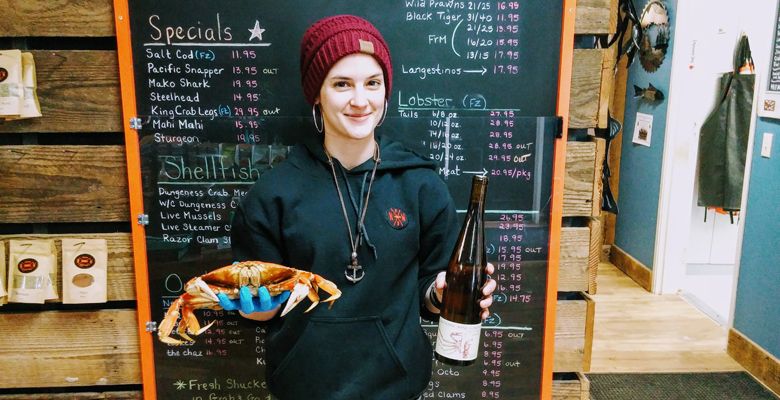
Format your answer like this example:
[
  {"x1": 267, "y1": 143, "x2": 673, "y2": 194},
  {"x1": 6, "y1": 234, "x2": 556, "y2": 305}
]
[{"x1": 148, "y1": 14, "x2": 233, "y2": 45}]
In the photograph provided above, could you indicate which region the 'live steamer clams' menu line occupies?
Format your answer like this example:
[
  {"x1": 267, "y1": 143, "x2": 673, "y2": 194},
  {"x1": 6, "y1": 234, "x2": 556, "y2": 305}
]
[{"x1": 124, "y1": 1, "x2": 563, "y2": 399}]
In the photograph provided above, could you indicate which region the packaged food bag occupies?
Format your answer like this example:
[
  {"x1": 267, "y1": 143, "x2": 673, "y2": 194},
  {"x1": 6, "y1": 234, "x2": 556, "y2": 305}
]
[
  {"x1": 17, "y1": 52, "x2": 42, "y2": 119},
  {"x1": 8, "y1": 240, "x2": 57, "y2": 303},
  {"x1": 5, "y1": 52, "x2": 42, "y2": 120},
  {"x1": 62, "y1": 238, "x2": 108, "y2": 304},
  {"x1": 0, "y1": 49, "x2": 23, "y2": 118}
]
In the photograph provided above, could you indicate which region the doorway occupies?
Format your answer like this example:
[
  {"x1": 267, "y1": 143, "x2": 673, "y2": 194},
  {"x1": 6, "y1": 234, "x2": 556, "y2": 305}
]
[{"x1": 652, "y1": 0, "x2": 772, "y2": 325}]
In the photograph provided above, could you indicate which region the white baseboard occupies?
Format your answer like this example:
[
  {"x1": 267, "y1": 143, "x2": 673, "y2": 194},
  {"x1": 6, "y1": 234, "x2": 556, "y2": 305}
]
[{"x1": 679, "y1": 290, "x2": 727, "y2": 326}]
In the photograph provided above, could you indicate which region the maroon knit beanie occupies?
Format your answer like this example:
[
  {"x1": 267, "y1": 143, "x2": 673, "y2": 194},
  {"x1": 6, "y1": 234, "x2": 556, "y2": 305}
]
[{"x1": 300, "y1": 15, "x2": 393, "y2": 105}]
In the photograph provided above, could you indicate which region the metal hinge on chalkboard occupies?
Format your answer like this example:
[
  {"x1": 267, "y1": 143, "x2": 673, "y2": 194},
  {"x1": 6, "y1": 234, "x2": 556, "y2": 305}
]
[
  {"x1": 129, "y1": 117, "x2": 143, "y2": 130},
  {"x1": 137, "y1": 214, "x2": 149, "y2": 226},
  {"x1": 556, "y1": 116, "x2": 564, "y2": 139},
  {"x1": 145, "y1": 321, "x2": 158, "y2": 333}
]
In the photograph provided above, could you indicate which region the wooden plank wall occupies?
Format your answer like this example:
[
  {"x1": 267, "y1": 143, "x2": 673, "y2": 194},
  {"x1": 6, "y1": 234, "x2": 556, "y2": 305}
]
[
  {"x1": 0, "y1": 1, "x2": 615, "y2": 398},
  {"x1": 0, "y1": 51, "x2": 121, "y2": 133}
]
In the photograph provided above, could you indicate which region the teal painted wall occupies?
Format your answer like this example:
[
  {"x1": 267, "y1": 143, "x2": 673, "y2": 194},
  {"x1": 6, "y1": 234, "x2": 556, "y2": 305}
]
[
  {"x1": 733, "y1": 117, "x2": 780, "y2": 358},
  {"x1": 614, "y1": 0, "x2": 676, "y2": 269}
]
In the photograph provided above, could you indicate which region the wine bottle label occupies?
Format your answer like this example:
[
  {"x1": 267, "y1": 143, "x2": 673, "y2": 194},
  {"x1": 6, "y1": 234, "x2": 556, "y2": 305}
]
[{"x1": 435, "y1": 318, "x2": 481, "y2": 361}]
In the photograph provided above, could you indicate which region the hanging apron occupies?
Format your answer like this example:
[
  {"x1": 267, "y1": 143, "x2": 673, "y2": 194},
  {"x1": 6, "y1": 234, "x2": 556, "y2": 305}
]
[{"x1": 696, "y1": 35, "x2": 755, "y2": 213}]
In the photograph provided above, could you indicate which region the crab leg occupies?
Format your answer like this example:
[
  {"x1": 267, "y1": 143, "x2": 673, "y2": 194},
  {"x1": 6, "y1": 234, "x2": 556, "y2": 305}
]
[
  {"x1": 176, "y1": 320, "x2": 195, "y2": 344},
  {"x1": 159, "y1": 298, "x2": 188, "y2": 345},
  {"x1": 180, "y1": 303, "x2": 214, "y2": 338},
  {"x1": 305, "y1": 284, "x2": 321, "y2": 312},
  {"x1": 315, "y1": 275, "x2": 342, "y2": 304}
]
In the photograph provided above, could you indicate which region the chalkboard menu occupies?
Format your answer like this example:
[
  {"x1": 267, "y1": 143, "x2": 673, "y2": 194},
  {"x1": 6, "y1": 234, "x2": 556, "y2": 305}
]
[{"x1": 115, "y1": 1, "x2": 569, "y2": 399}]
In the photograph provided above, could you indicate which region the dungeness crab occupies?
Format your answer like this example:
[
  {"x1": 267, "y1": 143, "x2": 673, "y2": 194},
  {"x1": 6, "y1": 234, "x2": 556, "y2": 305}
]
[{"x1": 158, "y1": 261, "x2": 341, "y2": 345}]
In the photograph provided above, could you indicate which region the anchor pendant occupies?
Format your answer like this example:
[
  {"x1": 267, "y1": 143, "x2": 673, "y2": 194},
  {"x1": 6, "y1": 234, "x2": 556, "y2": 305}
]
[{"x1": 345, "y1": 258, "x2": 364, "y2": 283}]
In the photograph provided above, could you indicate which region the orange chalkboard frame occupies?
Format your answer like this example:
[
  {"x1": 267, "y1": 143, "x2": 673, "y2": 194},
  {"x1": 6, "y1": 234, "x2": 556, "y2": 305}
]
[
  {"x1": 113, "y1": 0, "x2": 577, "y2": 398},
  {"x1": 113, "y1": 1, "x2": 158, "y2": 398},
  {"x1": 541, "y1": 1, "x2": 577, "y2": 399}
]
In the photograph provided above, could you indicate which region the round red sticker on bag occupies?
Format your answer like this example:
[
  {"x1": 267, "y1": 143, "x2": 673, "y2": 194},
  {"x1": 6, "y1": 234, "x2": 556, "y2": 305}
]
[
  {"x1": 18, "y1": 258, "x2": 38, "y2": 273},
  {"x1": 74, "y1": 254, "x2": 96, "y2": 269}
]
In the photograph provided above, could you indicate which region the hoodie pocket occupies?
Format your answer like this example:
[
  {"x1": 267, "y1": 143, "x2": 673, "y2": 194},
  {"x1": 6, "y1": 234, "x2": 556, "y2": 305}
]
[{"x1": 270, "y1": 316, "x2": 408, "y2": 399}]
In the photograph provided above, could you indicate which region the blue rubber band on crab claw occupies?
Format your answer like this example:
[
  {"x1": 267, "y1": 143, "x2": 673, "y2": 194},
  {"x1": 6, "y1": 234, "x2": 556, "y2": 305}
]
[
  {"x1": 217, "y1": 293, "x2": 238, "y2": 311},
  {"x1": 239, "y1": 286, "x2": 254, "y2": 314}
]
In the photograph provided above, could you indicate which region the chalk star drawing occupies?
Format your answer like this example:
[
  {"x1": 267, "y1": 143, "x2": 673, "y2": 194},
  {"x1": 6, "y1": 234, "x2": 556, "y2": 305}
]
[
  {"x1": 174, "y1": 380, "x2": 187, "y2": 390},
  {"x1": 248, "y1": 20, "x2": 265, "y2": 41}
]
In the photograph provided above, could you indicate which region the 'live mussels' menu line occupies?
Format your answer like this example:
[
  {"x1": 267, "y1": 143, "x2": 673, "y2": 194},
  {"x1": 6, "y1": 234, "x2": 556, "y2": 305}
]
[{"x1": 127, "y1": 1, "x2": 562, "y2": 399}]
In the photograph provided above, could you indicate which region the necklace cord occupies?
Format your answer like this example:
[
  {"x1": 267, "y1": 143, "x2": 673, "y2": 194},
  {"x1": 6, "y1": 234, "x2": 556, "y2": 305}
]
[
  {"x1": 325, "y1": 143, "x2": 381, "y2": 259},
  {"x1": 338, "y1": 168, "x2": 379, "y2": 259},
  {"x1": 328, "y1": 161, "x2": 357, "y2": 254}
]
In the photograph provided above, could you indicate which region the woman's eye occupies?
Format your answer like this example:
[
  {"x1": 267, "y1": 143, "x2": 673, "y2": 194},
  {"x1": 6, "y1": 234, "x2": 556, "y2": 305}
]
[
  {"x1": 333, "y1": 81, "x2": 350, "y2": 88},
  {"x1": 367, "y1": 80, "x2": 383, "y2": 88}
]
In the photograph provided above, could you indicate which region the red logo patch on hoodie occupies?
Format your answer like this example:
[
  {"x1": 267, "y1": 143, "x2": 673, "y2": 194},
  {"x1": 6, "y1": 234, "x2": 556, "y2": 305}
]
[{"x1": 386, "y1": 208, "x2": 408, "y2": 229}]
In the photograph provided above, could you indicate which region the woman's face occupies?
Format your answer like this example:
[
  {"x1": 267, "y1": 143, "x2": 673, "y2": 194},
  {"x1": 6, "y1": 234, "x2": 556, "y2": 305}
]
[{"x1": 317, "y1": 53, "x2": 386, "y2": 143}]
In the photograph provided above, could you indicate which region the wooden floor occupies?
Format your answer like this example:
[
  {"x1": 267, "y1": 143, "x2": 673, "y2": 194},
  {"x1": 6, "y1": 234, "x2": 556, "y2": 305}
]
[{"x1": 589, "y1": 262, "x2": 744, "y2": 373}]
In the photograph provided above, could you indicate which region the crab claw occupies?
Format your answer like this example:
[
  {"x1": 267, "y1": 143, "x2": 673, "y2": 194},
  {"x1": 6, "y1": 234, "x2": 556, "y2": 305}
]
[
  {"x1": 280, "y1": 282, "x2": 312, "y2": 317},
  {"x1": 192, "y1": 277, "x2": 219, "y2": 302}
]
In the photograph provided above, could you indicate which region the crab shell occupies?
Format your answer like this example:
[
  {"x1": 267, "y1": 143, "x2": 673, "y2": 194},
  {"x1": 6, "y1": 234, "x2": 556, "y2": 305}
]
[{"x1": 158, "y1": 261, "x2": 341, "y2": 345}]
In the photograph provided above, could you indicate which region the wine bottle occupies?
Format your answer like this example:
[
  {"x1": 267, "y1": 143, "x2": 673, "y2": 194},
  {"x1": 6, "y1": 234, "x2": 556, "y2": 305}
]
[{"x1": 435, "y1": 175, "x2": 488, "y2": 366}]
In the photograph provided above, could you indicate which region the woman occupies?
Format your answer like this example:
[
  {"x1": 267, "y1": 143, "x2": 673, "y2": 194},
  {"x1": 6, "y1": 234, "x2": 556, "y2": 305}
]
[{"x1": 222, "y1": 15, "x2": 496, "y2": 400}]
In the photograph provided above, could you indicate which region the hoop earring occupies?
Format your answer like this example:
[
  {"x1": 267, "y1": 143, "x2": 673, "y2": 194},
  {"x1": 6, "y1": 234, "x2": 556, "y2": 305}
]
[
  {"x1": 376, "y1": 99, "x2": 388, "y2": 127},
  {"x1": 312, "y1": 104, "x2": 323, "y2": 133}
]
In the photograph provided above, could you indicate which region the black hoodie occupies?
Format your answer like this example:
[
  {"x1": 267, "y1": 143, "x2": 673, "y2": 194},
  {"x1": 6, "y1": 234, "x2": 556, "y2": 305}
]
[{"x1": 231, "y1": 134, "x2": 459, "y2": 400}]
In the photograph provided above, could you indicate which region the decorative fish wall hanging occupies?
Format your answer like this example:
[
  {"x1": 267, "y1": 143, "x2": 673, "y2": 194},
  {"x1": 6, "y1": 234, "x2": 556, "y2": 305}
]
[{"x1": 634, "y1": 83, "x2": 665, "y2": 102}]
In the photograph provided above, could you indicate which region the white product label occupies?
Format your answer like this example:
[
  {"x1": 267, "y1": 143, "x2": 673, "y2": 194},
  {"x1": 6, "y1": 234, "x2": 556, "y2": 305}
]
[{"x1": 435, "y1": 318, "x2": 481, "y2": 361}]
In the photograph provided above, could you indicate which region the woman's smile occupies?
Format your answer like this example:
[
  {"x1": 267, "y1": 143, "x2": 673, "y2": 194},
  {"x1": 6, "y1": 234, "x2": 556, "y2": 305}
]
[
  {"x1": 317, "y1": 53, "x2": 386, "y2": 145},
  {"x1": 346, "y1": 112, "x2": 373, "y2": 121}
]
